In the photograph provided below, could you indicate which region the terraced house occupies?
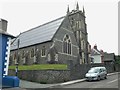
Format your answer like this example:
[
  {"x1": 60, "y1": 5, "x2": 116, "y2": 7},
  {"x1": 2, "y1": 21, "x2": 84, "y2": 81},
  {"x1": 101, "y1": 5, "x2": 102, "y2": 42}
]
[{"x1": 10, "y1": 3, "x2": 90, "y2": 65}]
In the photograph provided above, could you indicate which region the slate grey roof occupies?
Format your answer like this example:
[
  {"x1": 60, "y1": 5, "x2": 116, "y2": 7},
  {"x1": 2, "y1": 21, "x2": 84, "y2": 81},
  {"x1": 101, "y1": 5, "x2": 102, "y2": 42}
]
[
  {"x1": 103, "y1": 53, "x2": 115, "y2": 61},
  {"x1": 0, "y1": 29, "x2": 15, "y2": 38},
  {"x1": 91, "y1": 48, "x2": 101, "y2": 56},
  {"x1": 11, "y1": 16, "x2": 64, "y2": 50}
]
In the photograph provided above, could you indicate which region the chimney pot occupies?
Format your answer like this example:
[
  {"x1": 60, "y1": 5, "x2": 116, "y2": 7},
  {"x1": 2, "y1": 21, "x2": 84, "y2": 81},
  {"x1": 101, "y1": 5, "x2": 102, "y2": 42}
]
[
  {"x1": 94, "y1": 44, "x2": 97, "y2": 49},
  {"x1": 0, "y1": 19, "x2": 8, "y2": 32}
]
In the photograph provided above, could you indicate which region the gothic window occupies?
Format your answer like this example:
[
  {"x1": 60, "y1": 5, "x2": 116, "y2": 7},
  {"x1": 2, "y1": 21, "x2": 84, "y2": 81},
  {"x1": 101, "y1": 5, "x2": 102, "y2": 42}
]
[
  {"x1": 30, "y1": 48, "x2": 34, "y2": 58},
  {"x1": 63, "y1": 35, "x2": 72, "y2": 55},
  {"x1": 71, "y1": 18, "x2": 74, "y2": 26},
  {"x1": 80, "y1": 31, "x2": 82, "y2": 39},
  {"x1": 79, "y1": 21, "x2": 82, "y2": 29},
  {"x1": 55, "y1": 54, "x2": 58, "y2": 61},
  {"x1": 48, "y1": 54, "x2": 51, "y2": 61},
  {"x1": 76, "y1": 30, "x2": 79, "y2": 40},
  {"x1": 81, "y1": 40, "x2": 84, "y2": 50},
  {"x1": 9, "y1": 55, "x2": 13, "y2": 65},
  {"x1": 23, "y1": 58, "x2": 26, "y2": 64},
  {"x1": 14, "y1": 52, "x2": 17, "y2": 64},
  {"x1": 22, "y1": 50, "x2": 25, "y2": 58},
  {"x1": 76, "y1": 21, "x2": 79, "y2": 29},
  {"x1": 81, "y1": 20, "x2": 85, "y2": 29},
  {"x1": 41, "y1": 46, "x2": 46, "y2": 57},
  {"x1": 75, "y1": 21, "x2": 81, "y2": 30},
  {"x1": 14, "y1": 52, "x2": 17, "y2": 60},
  {"x1": 82, "y1": 52, "x2": 85, "y2": 64}
]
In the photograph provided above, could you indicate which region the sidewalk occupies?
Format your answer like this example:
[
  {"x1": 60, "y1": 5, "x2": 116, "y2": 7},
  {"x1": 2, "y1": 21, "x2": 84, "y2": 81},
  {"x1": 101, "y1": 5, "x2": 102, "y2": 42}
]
[
  {"x1": 19, "y1": 80, "x2": 60, "y2": 89},
  {"x1": 20, "y1": 72, "x2": 119, "y2": 89}
]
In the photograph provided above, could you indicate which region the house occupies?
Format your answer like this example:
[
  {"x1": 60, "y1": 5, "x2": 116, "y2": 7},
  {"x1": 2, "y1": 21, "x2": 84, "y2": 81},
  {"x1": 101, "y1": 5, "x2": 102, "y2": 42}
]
[
  {"x1": 10, "y1": 3, "x2": 90, "y2": 65},
  {"x1": 0, "y1": 18, "x2": 15, "y2": 77},
  {"x1": 90, "y1": 45, "x2": 104, "y2": 63},
  {"x1": 103, "y1": 53, "x2": 115, "y2": 64}
]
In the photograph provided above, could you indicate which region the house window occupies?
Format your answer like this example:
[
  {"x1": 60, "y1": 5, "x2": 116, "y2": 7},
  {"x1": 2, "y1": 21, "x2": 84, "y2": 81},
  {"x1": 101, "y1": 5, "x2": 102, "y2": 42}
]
[
  {"x1": 41, "y1": 46, "x2": 46, "y2": 57},
  {"x1": 63, "y1": 35, "x2": 72, "y2": 54}
]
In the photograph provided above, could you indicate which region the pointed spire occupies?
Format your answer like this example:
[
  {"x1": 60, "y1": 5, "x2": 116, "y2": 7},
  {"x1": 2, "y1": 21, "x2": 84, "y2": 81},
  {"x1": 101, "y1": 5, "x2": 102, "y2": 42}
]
[
  {"x1": 83, "y1": 6, "x2": 85, "y2": 15},
  {"x1": 76, "y1": 2, "x2": 79, "y2": 10},
  {"x1": 67, "y1": 5, "x2": 70, "y2": 14}
]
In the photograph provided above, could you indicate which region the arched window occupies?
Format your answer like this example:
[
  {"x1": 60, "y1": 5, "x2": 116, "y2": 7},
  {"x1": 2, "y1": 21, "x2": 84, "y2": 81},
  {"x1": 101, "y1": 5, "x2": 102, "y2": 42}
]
[
  {"x1": 41, "y1": 46, "x2": 46, "y2": 57},
  {"x1": 22, "y1": 50, "x2": 25, "y2": 58},
  {"x1": 30, "y1": 48, "x2": 34, "y2": 58},
  {"x1": 63, "y1": 35, "x2": 72, "y2": 54},
  {"x1": 14, "y1": 52, "x2": 17, "y2": 64}
]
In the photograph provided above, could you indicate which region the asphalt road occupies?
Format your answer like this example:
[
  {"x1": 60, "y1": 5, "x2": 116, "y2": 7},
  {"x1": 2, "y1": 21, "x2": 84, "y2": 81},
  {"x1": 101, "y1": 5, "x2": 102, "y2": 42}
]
[{"x1": 57, "y1": 73, "x2": 119, "y2": 88}]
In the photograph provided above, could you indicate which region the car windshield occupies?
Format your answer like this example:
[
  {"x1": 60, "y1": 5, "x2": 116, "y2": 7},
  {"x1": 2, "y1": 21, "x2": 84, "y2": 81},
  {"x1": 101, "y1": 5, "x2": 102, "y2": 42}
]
[{"x1": 88, "y1": 68, "x2": 99, "y2": 73}]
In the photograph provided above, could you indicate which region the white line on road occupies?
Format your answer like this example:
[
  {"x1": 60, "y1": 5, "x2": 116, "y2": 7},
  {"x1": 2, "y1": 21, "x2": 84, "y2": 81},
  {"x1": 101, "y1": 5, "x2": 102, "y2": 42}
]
[{"x1": 107, "y1": 79, "x2": 118, "y2": 84}]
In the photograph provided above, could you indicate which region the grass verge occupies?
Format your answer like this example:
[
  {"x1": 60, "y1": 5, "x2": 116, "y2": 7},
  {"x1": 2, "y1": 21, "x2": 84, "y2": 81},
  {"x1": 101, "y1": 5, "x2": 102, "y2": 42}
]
[{"x1": 9, "y1": 64, "x2": 67, "y2": 70}]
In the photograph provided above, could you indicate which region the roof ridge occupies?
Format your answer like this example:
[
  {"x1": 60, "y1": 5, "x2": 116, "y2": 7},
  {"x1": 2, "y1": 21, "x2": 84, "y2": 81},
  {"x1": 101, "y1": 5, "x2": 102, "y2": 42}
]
[{"x1": 18, "y1": 16, "x2": 65, "y2": 36}]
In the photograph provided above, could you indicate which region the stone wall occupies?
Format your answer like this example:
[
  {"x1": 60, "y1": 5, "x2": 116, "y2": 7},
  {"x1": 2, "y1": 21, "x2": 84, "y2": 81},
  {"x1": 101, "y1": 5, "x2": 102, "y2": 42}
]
[
  {"x1": 67, "y1": 60, "x2": 117, "y2": 80},
  {"x1": 8, "y1": 62, "x2": 118, "y2": 84},
  {"x1": 8, "y1": 69, "x2": 70, "y2": 84}
]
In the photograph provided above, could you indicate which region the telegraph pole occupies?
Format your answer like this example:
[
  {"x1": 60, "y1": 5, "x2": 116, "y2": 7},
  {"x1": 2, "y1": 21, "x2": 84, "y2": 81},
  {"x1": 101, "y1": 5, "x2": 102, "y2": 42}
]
[{"x1": 16, "y1": 39, "x2": 20, "y2": 76}]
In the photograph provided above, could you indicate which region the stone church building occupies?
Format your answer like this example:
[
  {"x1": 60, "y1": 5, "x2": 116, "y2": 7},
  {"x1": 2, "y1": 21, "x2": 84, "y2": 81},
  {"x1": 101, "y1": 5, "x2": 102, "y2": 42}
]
[{"x1": 10, "y1": 3, "x2": 90, "y2": 65}]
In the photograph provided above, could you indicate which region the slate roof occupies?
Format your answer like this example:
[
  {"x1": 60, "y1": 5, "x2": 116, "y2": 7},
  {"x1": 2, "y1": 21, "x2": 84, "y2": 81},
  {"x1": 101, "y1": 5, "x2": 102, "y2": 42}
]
[
  {"x1": 11, "y1": 16, "x2": 65, "y2": 50},
  {"x1": 103, "y1": 53, "x2": 115, "y2": 61},
  {"x1": 91, "y1": 48, "x2": 101, "y2": 56},
  {"x1": 0, "y1": 29, "x2": 15, "y2": 38}
]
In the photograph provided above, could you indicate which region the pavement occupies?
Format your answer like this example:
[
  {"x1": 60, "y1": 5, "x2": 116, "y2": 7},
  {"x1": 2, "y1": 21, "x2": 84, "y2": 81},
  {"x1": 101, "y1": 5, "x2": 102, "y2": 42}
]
[{"x1": 2, "y1": 72, "x2": 119, "y2": 90}]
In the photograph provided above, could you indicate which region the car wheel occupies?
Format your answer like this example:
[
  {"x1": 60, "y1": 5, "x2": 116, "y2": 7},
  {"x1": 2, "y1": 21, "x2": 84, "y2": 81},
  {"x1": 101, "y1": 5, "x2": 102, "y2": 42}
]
[
  {"x1": 105, "y1": 75, "x2": 107, "y2": 79},
  {"x1": 97, "y1": 76, "x2": 100, "y2": 81}
]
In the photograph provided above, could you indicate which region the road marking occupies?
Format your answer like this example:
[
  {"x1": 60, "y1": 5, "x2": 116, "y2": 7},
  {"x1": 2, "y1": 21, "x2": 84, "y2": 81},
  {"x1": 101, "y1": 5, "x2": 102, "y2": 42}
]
[{"x1": 107, "y1": 79, "x2": 118, "y2": 84}]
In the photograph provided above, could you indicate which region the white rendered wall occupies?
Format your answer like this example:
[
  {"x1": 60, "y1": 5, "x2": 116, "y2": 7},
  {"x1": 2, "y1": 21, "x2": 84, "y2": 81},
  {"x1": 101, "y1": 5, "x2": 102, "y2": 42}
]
[{"x1": 93, "y1": 55, "x2": 102, "y2": 63}]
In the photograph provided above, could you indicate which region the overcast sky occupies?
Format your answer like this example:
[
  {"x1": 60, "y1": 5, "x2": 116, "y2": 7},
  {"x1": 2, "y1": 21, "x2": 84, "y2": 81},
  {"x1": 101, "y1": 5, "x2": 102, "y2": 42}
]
[{"x1": 0, "y1": 0, "x2": 118, "y2": 55}]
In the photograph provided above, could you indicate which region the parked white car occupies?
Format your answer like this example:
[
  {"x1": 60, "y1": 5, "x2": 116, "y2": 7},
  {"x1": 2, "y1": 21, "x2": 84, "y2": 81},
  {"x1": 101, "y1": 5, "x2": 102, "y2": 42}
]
[{"x1": 85, "y1": 67, "x2": 107, "y2": 81}]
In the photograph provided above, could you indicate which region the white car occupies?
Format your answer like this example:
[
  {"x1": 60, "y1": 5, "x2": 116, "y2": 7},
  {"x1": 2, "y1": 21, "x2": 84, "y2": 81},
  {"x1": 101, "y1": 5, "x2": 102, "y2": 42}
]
[{"x1": 85, "y1": 67, "x2": 107, "y2": 81}]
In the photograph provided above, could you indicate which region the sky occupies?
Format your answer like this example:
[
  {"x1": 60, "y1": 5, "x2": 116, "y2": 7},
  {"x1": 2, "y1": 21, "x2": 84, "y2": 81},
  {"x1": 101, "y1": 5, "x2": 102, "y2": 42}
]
[{"x1": 0, "y1": 0, "x2": 119, "y2": 55}]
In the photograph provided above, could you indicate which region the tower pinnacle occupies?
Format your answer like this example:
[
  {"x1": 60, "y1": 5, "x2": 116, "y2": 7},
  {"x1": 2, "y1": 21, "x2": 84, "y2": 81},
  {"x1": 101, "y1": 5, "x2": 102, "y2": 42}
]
[
  {"x1": 76, "y1": 2, "x2": 79, "y2": 10},
  {"x1": 67, "y1": 5, "x2": 70, "y2": 14},
  {"x1": 83, "y1": 6, "x2": 85, "y2": 15}
]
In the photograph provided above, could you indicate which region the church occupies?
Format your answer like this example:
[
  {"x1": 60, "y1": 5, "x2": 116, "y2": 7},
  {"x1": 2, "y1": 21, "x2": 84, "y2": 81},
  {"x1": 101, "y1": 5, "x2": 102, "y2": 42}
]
[{"x1": 10, "y1": 3, "x2": 90, "y2": 65}]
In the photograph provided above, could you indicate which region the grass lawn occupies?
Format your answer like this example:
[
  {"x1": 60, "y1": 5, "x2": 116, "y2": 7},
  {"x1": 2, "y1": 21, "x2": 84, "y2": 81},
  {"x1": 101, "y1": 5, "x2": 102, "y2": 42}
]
[{"x1": 9, "y1": 64, "x2": 67, "y2": 70}]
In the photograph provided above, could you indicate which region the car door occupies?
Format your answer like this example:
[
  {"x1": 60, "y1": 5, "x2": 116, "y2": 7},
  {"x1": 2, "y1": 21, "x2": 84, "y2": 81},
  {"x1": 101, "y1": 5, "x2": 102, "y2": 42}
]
[{"x1": 99, "y1": 69, "x2": 104, "y2": 79}]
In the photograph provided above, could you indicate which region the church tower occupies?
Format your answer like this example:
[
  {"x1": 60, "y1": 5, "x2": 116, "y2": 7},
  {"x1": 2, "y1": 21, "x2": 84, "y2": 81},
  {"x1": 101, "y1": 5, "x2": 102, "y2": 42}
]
[{"x1": 66, "y1": 2, "x2": 88, "y2": 64}]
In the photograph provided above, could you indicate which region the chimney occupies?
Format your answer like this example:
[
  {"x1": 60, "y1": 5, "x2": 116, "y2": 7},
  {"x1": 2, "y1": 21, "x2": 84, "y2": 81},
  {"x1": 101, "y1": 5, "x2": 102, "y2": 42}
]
[
  {"x1": 94, "y1": 44, "x2": 97, "y2": 50},
  {"x1": 0, "y1": 19, "x2": 8, "y2": 32}
]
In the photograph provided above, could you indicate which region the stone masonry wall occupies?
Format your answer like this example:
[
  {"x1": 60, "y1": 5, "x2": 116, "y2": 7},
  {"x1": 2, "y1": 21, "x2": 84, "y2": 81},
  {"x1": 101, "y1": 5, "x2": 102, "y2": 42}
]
[
  {"x1": 8, "y1": 62, "x2": 118, "y2": 84},
  {"x1": 8, "y1": 69, "x2": 70, "y2": 84}
]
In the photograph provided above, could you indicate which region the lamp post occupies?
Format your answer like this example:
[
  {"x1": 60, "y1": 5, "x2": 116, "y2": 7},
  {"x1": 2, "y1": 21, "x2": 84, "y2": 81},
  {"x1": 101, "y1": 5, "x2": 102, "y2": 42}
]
[{"x1": 15, "y1": 63, "x2": 18, "y2": 76}]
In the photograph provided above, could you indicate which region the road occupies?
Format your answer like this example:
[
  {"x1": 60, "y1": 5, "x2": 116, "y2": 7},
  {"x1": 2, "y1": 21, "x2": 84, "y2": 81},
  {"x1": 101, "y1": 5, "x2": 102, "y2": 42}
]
[
  {"x1": 2, "y1": 73, "x2": 119, "y2": 90},
  {"x1": 55, "y1": 73, "x2": 119, "y2": 88}
]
